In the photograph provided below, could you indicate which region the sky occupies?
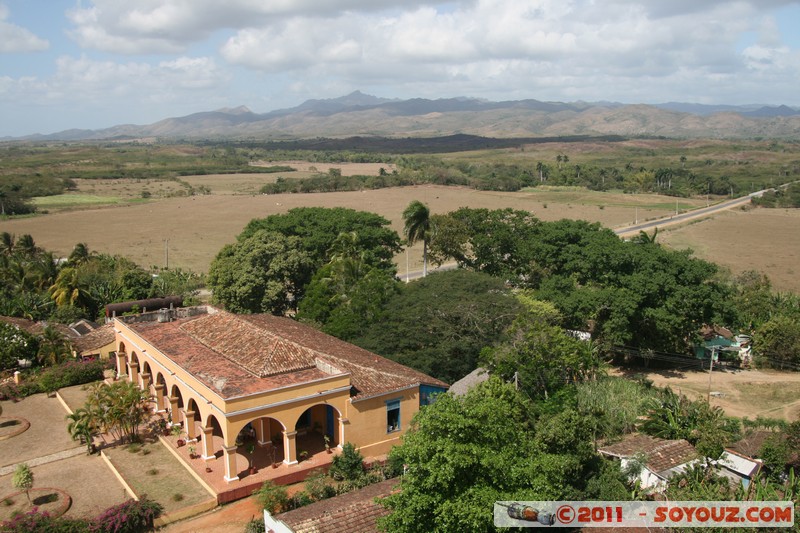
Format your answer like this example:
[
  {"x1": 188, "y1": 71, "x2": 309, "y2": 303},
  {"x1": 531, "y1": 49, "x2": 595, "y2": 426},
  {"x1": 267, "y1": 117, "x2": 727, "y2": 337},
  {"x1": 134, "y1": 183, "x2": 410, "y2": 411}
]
[{"x1": 1, "y1": 0, "x2": 799, "y2": 137}]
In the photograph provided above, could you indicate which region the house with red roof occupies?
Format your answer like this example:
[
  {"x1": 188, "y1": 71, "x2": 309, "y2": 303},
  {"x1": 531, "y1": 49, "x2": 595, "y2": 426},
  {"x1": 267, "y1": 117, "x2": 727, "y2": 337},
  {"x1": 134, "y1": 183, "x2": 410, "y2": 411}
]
[{"x1": 112, "y1": 306, "x2": 447, "y2": 483}]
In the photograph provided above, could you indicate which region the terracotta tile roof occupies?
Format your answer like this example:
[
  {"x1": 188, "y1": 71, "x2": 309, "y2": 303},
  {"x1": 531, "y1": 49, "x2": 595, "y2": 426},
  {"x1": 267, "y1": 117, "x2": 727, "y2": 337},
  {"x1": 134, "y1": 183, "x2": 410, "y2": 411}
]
[
  {"x1": 180, "y1": 312, "x2": 318, "y2": 377},
  {"x1": 599, "y1": 434, "x2": 697, "y2": 475},
  {"x1": 276, "y1": 479, "x2": 397, "y2": 533},
  {"x1": 72, "y1": 324, "x2": 115, "y2": 353},
  {"x1": 125, "y1": 308, "x2": 447, "y2": 401},
  {"x1": 239, "y1": 314, "x2": 448, "y2": 400}
]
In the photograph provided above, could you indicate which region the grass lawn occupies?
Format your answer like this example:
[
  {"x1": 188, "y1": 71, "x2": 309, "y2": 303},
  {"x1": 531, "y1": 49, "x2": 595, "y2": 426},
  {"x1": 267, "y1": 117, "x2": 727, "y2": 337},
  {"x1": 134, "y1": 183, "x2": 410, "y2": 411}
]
[
  {"x1": 33, "y1": 194, "x2": 126, "y2": 209},
  {"x1": 104, "y1": 441, "x2": 213, "y2": 514}
]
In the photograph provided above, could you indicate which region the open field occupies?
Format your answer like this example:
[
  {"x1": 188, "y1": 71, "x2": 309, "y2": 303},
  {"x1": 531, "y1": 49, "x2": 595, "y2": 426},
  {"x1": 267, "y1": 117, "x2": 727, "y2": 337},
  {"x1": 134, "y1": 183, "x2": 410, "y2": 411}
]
[
  {"x1": 614, "y1": 367, "x2": 800, "y2": 421},
  {"x1": 0, "y1": 185, "x2": 706, "y2": 275},
  {"x1": 181, "y1": 172, "x2": 315, "y2": 195},
  {"x1": 660, "y1": 207, "x2": 800, "y2": 292}
]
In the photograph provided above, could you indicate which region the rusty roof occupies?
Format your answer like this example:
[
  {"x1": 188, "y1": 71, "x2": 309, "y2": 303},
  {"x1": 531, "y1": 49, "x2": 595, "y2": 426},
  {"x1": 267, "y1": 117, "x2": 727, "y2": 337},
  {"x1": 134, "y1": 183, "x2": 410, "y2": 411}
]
[
  {"x1": 125, "y1": 309, "x2": 447, "y2": 401},
  {"x1": 599, "y1": 434, "x2": 698, "y2": 475},
  {"x1": 276, "y1": 479, "x2": 397, "y2": 533}
]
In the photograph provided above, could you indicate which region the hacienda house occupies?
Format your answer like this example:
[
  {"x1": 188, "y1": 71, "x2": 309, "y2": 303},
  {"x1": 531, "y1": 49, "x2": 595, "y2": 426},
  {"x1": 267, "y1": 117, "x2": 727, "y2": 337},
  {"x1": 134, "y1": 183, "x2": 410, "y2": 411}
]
[{"x1": 112, "y1": 306, "x2": 447, "y2": 483}]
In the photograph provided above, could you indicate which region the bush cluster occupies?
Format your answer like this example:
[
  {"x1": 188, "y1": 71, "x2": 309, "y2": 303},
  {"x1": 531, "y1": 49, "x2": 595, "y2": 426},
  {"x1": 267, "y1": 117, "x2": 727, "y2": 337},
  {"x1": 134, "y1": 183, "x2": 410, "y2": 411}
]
[
  {"x1": 0, "y1": 360, "x2": 108, "y2": 400},
  {"x1": 0, "y1": 497, "x2": 163, "y2": 533}
]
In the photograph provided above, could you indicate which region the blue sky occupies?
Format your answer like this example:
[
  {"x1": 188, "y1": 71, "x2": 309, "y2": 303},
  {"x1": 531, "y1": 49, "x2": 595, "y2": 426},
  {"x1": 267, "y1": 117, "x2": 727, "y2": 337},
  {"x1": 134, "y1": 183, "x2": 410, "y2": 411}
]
[{"x1": 1, "y1": 0, "x2": 799, "y2": 137}]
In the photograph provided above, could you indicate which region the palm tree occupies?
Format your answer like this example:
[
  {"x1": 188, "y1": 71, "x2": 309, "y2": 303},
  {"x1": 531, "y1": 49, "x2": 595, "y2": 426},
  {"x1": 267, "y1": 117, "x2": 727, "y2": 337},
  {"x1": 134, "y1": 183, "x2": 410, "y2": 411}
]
[
  {"x1": 67, "y1": 242, "x2": 92, "y2": 266},
  {"x1": 37, "y1": 325, "x2": 72, "y2": 366},
  {"x1": 402, "y1": 200, "x2": 431, "y2": 277}
]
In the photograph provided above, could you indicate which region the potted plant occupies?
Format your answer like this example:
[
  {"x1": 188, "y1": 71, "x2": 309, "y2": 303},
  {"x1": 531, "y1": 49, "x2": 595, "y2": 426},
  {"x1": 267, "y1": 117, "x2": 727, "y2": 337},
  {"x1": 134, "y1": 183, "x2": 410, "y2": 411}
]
[
  {"x1": 205, "y1": 466, "x2": 212, "y2": 473},
  {"x1": 156, "y1": 418, "x2": 168, "y2": 436},
  {"x1": 324, "y1": 435, "x2": 332, "y2": 454},
  {"x1": 188, "y1": 445, "x2": 196, "y2": 459},
  {"x1": 172, "y1": 425, "x2": 185, "y2": 447},
  {"x1": 299, "y1": 450, "x2": 309, "y2": 462}
]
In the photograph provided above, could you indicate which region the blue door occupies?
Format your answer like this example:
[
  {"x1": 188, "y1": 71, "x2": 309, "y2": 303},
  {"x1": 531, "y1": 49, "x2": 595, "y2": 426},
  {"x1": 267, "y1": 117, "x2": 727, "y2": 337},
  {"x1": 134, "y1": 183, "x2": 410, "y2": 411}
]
[{"x1": 326, "y1": 405, "x2": 335, "y2": 441}]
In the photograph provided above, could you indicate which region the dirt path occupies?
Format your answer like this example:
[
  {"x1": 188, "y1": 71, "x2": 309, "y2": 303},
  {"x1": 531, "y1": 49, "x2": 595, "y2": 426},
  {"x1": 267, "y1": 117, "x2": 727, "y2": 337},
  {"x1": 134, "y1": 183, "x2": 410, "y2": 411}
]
[{"x1": 613, "y1": 367, "x2": 800, "y2": 421}]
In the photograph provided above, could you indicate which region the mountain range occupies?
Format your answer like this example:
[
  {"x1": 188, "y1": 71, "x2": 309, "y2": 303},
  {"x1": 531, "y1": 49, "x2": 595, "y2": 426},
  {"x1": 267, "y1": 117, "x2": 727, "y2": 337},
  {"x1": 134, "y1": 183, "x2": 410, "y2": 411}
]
[{"x1": 12, "y1": 91, "x2": 800, "y2": 141}]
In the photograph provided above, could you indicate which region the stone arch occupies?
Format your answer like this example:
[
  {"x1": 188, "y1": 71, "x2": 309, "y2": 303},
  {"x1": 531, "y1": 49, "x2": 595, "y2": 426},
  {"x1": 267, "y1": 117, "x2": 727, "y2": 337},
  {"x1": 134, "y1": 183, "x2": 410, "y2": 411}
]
[
  {"x1": 128, "y1": 352, "x2": 141, "y2": 384},
  {"x1": 168, "y1": 384, "x2": 185, "y2": 426},
  {"x1": 233, "y1": 416, "x2": 287, "y2": 475},
  {"x1": 118, "y1": 341, "x2": 126, "y2": 354},
  {"x1": 140, "y1": 361, "x2": 153, "y2": 390},
  {"x1": 184, "y1": 398, "x2": 203, "y2": 442},
  {"x1": 152, "y1": 372, "x2": 168, "y2": 412},
  {"x1": 294, "y1": 404, "x2": 341, "y2": 456}
]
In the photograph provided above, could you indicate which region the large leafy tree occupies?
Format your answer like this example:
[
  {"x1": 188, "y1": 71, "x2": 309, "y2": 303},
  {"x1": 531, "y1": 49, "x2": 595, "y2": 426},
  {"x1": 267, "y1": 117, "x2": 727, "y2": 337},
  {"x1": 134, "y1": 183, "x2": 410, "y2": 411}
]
[
  {"x1": 239, "y1": 207, "x2": 401, "y2": 275},
  {"x1": 429, "y1": 208, "x2": 734, "y2": 353},
  {"x1": 379, "y1": 378, "x2": 609, "y2": 532},
  {"x1": 482, "y1": 295, "x2": 601, "y2": 400},
  {"x1": 354, "y1": 269, "x2": 522, "y2": 384},
  {"x1": 208, "y1": 229, "x2": 313, "y2": 315},
  {"x1": 298, "y1": 230, "x2": 400, "y2": 339},
  {"x1": 402, "y1": 200, "x2": 431, "y2": 276}
]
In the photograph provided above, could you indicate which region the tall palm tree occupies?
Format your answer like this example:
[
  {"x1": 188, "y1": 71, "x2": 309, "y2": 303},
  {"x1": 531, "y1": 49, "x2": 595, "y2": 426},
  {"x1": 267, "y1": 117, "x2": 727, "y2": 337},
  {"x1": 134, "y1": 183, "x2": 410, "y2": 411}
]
[{"x1": 402, "y1": 200, "x2": 431, "y2": 277}]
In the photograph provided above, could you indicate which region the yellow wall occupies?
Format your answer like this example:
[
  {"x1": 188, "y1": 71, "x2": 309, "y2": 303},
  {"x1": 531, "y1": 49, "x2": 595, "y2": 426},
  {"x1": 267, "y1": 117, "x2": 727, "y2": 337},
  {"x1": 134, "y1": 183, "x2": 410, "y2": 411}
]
[
  {"x1": 345, "y1": 388, "x2": 420, "y2": 457},
  {"x1": 115, "y1": 317, "x2": 424, "y2": 457}
]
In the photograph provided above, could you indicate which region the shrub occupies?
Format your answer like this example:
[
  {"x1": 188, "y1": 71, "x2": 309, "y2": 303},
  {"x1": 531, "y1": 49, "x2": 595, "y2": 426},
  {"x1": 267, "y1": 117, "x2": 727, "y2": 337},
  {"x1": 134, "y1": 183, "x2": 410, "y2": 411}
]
[
  {"x1": 244, "y1": 518, "x2": 266, "y2": 533},
  {"x1": 287, "y1": 491, "x2": 313, "y2": 510},
  {"x1": 253, "y1": 480, "x2": 288, "y2": 514},
  {"x1": 328, "y1": 442, "x2": 364, "y2": 481},
  {"x1": 0, "y1": 509, "x2": 91, "y2": 533},
  {"x1": 304, "y1": 469, "x2": 335, "y2": 501},
  {"x1": 92, "y1": 497, "x2": 163, "y2": 533},
  {"x1": 171, "y1": 494, "x2": 184, "y2": 502}
]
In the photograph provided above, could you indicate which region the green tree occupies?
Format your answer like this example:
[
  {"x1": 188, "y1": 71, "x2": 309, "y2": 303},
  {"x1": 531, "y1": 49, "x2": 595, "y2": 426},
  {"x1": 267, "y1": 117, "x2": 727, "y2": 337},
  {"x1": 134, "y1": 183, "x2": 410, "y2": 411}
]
[
  {"x1": 402, "y1": 200, "x2": 431, "y2": 276},
  {"x1": 208, "y1": 230, "x2": 313, "y2": 315},
  {"x1": 239, "y1": 207, "x2": 401, "y2": 276},
  {"x1": 755, "y1": 315, "x2": 800, "y2": 369},
  {"x1": 37, "y1": 325, "x2": 72, "y2": 367},
  {"x1": 640, "y1": 387, "x2": 739, "y2": 458},
  {"x1": 328, "y1": 442, "x2": 364, "y2": 481},
  {"x1": 12, "y1": 463, "x2": 33, "y2": 503},
  {"x1": 76, "y1": 381, "x2": 150, "y2": 444},
  {"x1": 0, "y1": 323, "x2": 39, "y2": 371},
  {"x1": 254, "y1": 480, "x2": 289, "y2": 514},
  {"x1": 482, "y1": 295, "x2": 601, "y2": 399},
  {"x1": 355, "y1": 270, "x2": 522, "y2": 383},
  {"x1": 379, "y1": 378, "x2": 602, "y2": 532}
]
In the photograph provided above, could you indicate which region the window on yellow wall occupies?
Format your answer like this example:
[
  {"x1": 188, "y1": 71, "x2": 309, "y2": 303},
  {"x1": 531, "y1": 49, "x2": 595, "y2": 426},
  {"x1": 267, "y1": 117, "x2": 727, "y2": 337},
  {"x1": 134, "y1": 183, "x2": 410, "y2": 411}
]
[{"x1": 386, "y1": 399, "x2": 400, "y2": 433}]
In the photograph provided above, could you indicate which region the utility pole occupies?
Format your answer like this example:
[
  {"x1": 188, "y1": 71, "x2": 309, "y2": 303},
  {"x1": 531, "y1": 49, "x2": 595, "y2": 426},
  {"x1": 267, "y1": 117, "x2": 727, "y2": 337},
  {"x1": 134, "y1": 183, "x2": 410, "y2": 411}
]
[
  {"x1": 707, "y1": 346, "x2": 718, "y2": 402},
  {"x1": 164, "y1": 238, "x2": 169, "y2": 270},
  {"x1": 635, "y1": 206, "x2": 638, "y2": 225}
]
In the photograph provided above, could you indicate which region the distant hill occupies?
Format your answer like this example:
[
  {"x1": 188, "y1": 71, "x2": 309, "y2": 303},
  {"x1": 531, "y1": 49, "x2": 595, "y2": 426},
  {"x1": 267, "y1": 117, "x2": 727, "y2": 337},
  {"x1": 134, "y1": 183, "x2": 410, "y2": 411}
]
[{"x1": 15, "y1": 91, "x2": 800, "y2": 141}]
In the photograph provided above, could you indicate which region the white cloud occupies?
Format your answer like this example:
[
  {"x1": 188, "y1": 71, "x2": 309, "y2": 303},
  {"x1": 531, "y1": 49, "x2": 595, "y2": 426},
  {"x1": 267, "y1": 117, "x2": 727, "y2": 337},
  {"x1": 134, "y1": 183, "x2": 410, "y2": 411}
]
[
  {"x1": 0, "y1": 4, "x2": 49, "y2": 52},
  {"x1": 0, "y1": 55, "x2": 228, "y2": 108}
]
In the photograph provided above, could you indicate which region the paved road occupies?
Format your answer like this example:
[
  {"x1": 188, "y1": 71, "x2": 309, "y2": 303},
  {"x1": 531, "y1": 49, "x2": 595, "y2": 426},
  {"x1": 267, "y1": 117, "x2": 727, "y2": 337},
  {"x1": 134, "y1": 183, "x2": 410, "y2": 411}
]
[{"x1": 613, "y1": 194, "x2": 755, "y2": 237}]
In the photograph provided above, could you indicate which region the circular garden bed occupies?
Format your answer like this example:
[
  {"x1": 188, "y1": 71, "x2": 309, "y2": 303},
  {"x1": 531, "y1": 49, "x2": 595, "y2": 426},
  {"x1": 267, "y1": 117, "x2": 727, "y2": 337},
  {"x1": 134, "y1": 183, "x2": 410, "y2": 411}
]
[
  {"x1": 0, "y1": 417, "x2": 30, "y2": 441},
  {"x1": 0, "y1": 488, "x2": 72, "y2": 522}
]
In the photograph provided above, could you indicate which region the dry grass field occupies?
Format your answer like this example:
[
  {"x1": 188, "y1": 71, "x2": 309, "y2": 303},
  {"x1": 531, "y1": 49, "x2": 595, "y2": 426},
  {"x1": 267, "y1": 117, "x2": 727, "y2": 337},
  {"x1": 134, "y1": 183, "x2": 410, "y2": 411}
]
[
  {"x1": 0, "y1": 184, "x2": 704, "y2": 275},
  {"x1": 614, "y1": 368, "x2": 800, "y2": 421},
  {"x1": 251, "y1": 160, "x2": 397, "y2": 176},
  {"x1": 660, "y1": 207, "x2": 800, "y2": 293},
  {"x1": 2, "y1": 160, "x2": 797, "y2": 292}
]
